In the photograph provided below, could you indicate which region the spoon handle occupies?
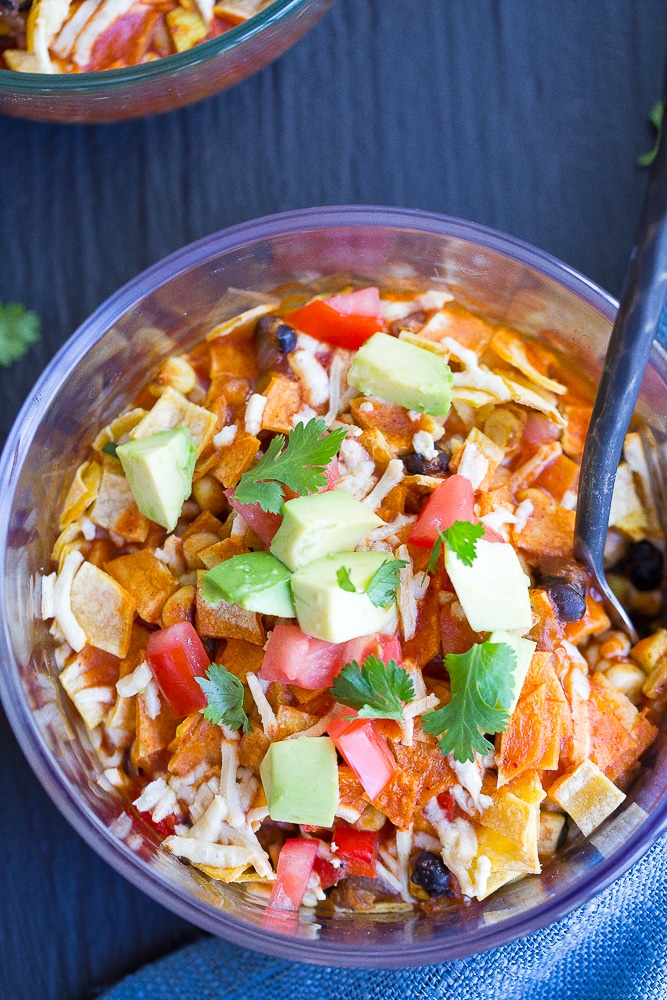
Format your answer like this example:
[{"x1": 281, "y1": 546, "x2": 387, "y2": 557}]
[{"x1": 574, "y1": 90, "x2": 667, "y2": 580}]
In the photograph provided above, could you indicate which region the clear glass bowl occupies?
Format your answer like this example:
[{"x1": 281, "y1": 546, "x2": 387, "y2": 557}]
[
  {"x1": 2, "y1": 206, "x2": 667, "y2": 967},
  {"x1": 0, "y1": 0, "x2": 333, "y2": 123}
]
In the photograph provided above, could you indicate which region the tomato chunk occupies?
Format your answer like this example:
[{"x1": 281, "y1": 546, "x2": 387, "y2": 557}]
[
  {"x1": 284, "y1": 288, "x2": 383, "y2": 350},
  {"x1": 145, "y1": 621, "x2": 209, "y2": 717},
  {"x1": 225, "y1": 490, "x2": 282, "y2": 546},
  {"x1": 313, "y1": 854, "x2": 344, "y2": 889},
  {"x1": 408, "y1": 474, "x2": 474, "y2": 548},
  {"x1": 269, "y1": 838, "x2": 319, "y2": 911},
  {"x1": 328, "y1": 715, "x2": 396, "y2": 800},
  {"x1": 260, "y1": 624, "x2": 342, "y2": 689},
  {"x1": 332, "y1": 823, "x2": 378, "y2": 878}
]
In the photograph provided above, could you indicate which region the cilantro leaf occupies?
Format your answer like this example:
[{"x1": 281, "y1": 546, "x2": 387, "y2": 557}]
[
  {"x1": 102, "y1": 440, "x2": 119, "y2": 458},
  {"x1": 365, "y1": 558, "x2": 407, "y2": 608},
  {"x1": 638, "y1": 99, "x2": 664, "y2": 167},
  {"x1": 427, "y1": 520, "x2": 485, "y2": 574},
  {"x1": 330, "y1": 654, "x2": 415, "y2": 721},
  {"x1": 336, "y1": 565, "x2": 356, "y2": 592},
  {"x1": 0, "y1": 301, "x2": 40, "y2": 368},
  {"x1": 233, "y1": 418, "x2": 348, "y2": 514},
  {"x1": 195, "y1": 662, "x2": 251, "y2": 733},
  {"x1": 422, "y1": 641, "x2": 516, "y2": 762}
]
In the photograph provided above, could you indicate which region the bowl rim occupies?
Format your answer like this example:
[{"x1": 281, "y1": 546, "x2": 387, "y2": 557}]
[
  {"x1": 0, "y1": 0, "x2": 319, "y2": 93},
  {"x1": 2, "y1": 204, "x2": 667, "y2": 967}
]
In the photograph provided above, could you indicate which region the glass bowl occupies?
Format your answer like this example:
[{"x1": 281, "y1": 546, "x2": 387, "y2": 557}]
[
  {"x1": 0, "y1": 0, "x2": 333, "y2": 123},
  {"x1": 2, "y1": 206, "x2": 667, "y2": 968}
]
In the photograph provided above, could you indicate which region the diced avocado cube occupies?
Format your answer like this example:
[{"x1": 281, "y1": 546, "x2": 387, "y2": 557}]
[
  {"x1": 260, "y1": 736, "x2": 339, "y2": 827},
  {"x1": 445, "y1": 538, "x2": 532, "y2": 633},
  {"x1": 488, "y1": 629, "x2": 536, "y2": 715},
  {"x1": 290, "y1": 550, "x2": 398, "y2": 643},
  {"x1": 347, "y1": 332, "x2": 453, "y2": 416},
  {"x1": 116, "y1": 426, "x2": 196, "y2": 532},
  {"x1": 270, "y1": 490, "x2": 384, "y2": 572},
  {"x1": 202, "y1": 551, "x2": 295, "y2": 618}
]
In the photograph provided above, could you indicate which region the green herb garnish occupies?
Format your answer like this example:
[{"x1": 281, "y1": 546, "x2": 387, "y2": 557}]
[
  {"x1": 336, "y1": 558, "x2": 407, "y2": 608},
  {"x1": 0, "y1": 301, "x2": 40, "y2": 367},
  {"x1": 196, "y1": 663, "x2": 251, "y2": 733},
  {"x1": 427, "y1": 520, "x2": 485, "y2": 574},
  {"x1": 102, "y1": 440, "x2": 119, "y2": 458},
  {"x1": 638, "y1": 99, "x2": 664, "y2": 167},
  {"x1": 422, "y1": 641, "x2": 516, "y2": 762},
  {"x1": 330, "y1": 654, "x2": 415, "y2": 721},
  {"x1": 233, "y1": 418, "x2": 347, "y2": 514}
]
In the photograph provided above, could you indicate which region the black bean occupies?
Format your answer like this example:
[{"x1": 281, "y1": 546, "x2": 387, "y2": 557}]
[
  {"x1": 410, "y1": 851, "x2": 454, "y2": 897},
  {"x1": 254, "y1": 316, "x2": 297, "y2": 372},
  {"x1": 542, "y1": 581, "x2": 586, "y2": 622},
  {"x1": 402, "y1": 444, "x2": 451, "y2": 476},
  {"x1": 276, "y1": 323, "x2": 297, "y2": 354},
  {"x1": 624, "y1": 540, "x2": 664, "y2": 591}
]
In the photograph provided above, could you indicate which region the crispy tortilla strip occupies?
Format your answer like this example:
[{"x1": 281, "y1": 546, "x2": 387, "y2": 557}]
[
  {"x1": 260, "y1": 374, "x2": 302, "y2": 434},
  {"x1": 509, "y1": 441, "x2": 563, "y2": 493},
  {"x1": 60, "y1": 460, "x2": 102, "y2": 529},
  {"x1": 373, "y1": 739, "x2": 456, "y2": 830},
  {"x1": 212, "y1": 430, "x2": 261, "y2": 489},
  {"x1": 59, "y1": 645, "x2": 120, "y2": 730},
  {"x1": 195, "y1": 570, "x2": 265, "y2": 644},
  {"x1": 208, "y1": 332, "x2": 261, "y2": 380},
  {"x1": 219, "y1": 637, "x2": 265, "y2": 681},
  {"x1": 274, "y1": 705, "x2": 320, "y2": 740},
  {"x1": 70, "y1": 561, "x2": 136, "y2": 658},
  {"x1": 214, "y1": 0, "x2": 269, "y2": 24},
  {"x1": 419, "y1": 301, "x2": 497, "y2": 352},
  {"x1": 478, "y1": 770, "x2": 544, "y2": 869},
  {"x1": 587, "y1": 672, "x2": 657, "y2": 783},
  {"x1": 561, "y1": 404, "x2": 592, "y2": 460},
  {"x1": 130, "y1": 386, "x2": 217, "y2": 458},
  {"x1": 449, "y1": 427, "x2": 504, "y2": 491},
  {"x1": 533, "y1": 452, "x2": 579, "y2": 503},
  {"x1": 563, "y1": 593, "x2": 610, "y2": 644},
  {"x1": 500, "y1": 373, "x2": 567, "y2": 427},
  {"x1": 106, "y1": 623, "x2": 151, "y2": 743},
  {"x1": 206, "y1": 301, "x2": 278, "y2": 342},
  {"x1": 238, "y1": 726, "x2": 271, "y2": 769},
  {"x1": 548, "y1": 759, "x2": 625, "y2": 836},
  {"x1": 198, "y1": 536, "x2": 250, "y2": 570},
  {"x1": 105, "y1": 549, "x2": 179, "y2": 624},
  {"x1": 168, "y1": 713, "x2": 223, "y2": 777},
  {"x1": 92, "y1": 408, "x2": 147, "y2": 453},
  {"x1": 512, "y1": 487, "x2": 575, "y2": 560},
  {"x1": 489, "y1": 328, "x2": 566, "y2": 396},
  {"x1": 131, "y1": 695, "x2": 178, "y2": 772},
  {"x1": 349, "y1": 397, "x2": 419, "y2": 454},
  {"x1": 89, "y1": 457, "x2": 151, "y2": 543},
  {"x1": 401, "y1": 581, "x2": 442, "y2": 669},
  {"x1": 609, "y1": 462, "x2": 649, "y2": 541},
  {"x1": 497, "y1": 653, "x2": 566, "y2": 785},
  {"x1": 527, "y1": 587, "x2": 565, "y2": 652}
]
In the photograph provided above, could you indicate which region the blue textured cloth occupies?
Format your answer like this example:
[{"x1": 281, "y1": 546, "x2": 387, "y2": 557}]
[{"x1": 102, "y1": 831, "x2": 667, "y2": 1000}]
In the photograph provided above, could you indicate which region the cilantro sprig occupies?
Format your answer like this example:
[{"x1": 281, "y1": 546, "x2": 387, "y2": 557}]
[
  {"x1": 0, "y1": 301, "x2": 40, "y2": 367},
  {"x1": 233, "y1": 418, "x2": 347, "y2": 514},
  {"x1": 196, "y1": 662, "x2": 251, "y2": 733},
  {"x1": 427, "y1": 520, "x2": 485, "y2": 574},
  {"x1": 336, "y1": 558, "x2": 407, "y2": 608},
  {"x1": 330, "y1": 654, "x2": 415, "y2": 721},
  {"x1": 422, "y1": 641, "x2": 516, "y2": 762}
]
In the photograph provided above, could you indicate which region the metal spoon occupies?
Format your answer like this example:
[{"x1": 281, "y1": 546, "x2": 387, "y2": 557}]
[{"x1": 574, "y1": 86, "x2": 667, "y2": 643}]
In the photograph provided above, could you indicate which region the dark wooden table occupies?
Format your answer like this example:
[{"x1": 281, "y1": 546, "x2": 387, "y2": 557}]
[{"x1": 1, "y1": 2, "x2": 666, "y2": 997}]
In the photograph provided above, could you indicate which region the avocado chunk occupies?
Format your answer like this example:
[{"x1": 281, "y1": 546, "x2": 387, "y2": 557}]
[
  {"x1": 445, "y1": 538, "x2": 532, "y2": 633},
  {"x1": 290, "y1": 550, "x2": 399, "y2": 643},
  {"x1": 269, "y1": 489, "x2": 384, "y2": 571},
  {"x1": 488, "y1": 629, "x2": 536, "y2": 715},
  {"x1": 260, "y1": 736, "x2": 339, "y2": 827},
  {"x1": 202, "y1": 552, "x2": 295, "y2": 618},
  {"x1": 347, "y1": 332, "x2": 453, "y2": 416},
  {"x1": 116, "y1": 426, "x2": 196, "y2": 532}
]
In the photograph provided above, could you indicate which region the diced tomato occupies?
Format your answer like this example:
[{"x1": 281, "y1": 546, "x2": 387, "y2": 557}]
[
  {"x1": 260, "y1": 626, "x2": 401, "y2": 690},
  {"x1": 328, "y1": 715, "x2": 396, "y2": 800},
  {"x1": 332, "y1": 823, "x2": 378, "y2": 878},
  {"x1": 260, "y1": 624, "x2": 342, "y2": 689},
  {"x1": 284, "y1": 288, "x2": 383, "y2": 350},
  {"x1": 437, "y1": 790, "x2": 456, "y2": 823},
  {"x1": 408, "y1": 474, "x2": 475, "y2": 548},
  {"x1": 145, "y1": 621, "x2": 210, "y2": 718},
  {"x1": 313, "y1": 854, "x2": 344, "y2": 889},
  {"x1": 269, "y1": 838, "x2": 319, "y2": 911},
  {"x1": 322, "y1": 457, "x2": 340, "y2": 491},
  {"x1": 225, "y1": 490, "x2": 282, "y2": 546}
]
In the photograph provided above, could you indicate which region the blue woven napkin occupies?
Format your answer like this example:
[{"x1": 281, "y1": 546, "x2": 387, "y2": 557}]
[{"x1": 102, "y1": 830, "x2": 667, "y2": 1000}]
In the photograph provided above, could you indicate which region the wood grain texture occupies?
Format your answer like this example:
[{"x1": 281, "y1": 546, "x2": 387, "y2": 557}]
[{"x1": 0, "y1": 2, "x2": 666, "y2": 997}]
